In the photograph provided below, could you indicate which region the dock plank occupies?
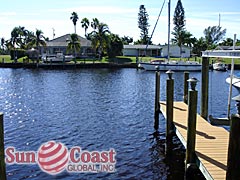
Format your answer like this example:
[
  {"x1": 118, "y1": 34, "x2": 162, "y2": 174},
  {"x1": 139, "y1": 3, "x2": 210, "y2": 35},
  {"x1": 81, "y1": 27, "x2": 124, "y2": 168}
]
[{"x1": 160, "y1": 101, "x2": 228, "y2": 180}]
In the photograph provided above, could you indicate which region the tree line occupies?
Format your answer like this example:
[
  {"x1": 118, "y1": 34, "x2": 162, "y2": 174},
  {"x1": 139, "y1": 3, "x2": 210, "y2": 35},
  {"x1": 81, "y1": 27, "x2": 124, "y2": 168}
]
[
  {"x1": 137, "y1": 0, "x2": 240, "y2": 57},
  {"x1": 1, "y1": 2, "x2": 240, "y2": 60}
]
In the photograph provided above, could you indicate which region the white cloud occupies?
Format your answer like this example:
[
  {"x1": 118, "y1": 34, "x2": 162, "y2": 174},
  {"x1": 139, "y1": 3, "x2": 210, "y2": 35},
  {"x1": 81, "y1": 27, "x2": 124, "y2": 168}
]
[{"x1": 0, "y1": 12, "x2": 17, "y2": 16}]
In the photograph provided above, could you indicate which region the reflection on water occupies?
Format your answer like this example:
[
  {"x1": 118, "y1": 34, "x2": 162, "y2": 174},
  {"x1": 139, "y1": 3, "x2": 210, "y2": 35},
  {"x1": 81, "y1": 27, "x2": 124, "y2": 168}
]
[{"x1": 0, "y1": 68, "x2": 236, "y2": 179}]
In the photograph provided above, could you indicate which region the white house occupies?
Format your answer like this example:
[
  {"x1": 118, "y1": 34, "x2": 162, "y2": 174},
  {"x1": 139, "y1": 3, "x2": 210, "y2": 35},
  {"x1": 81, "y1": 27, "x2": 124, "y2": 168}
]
[
  {"x1": 161, "y1": 45, "x2": 191, "y2": 58},
  {"x1": 123, "y1": 45, "x2": 162, "y2": 57},
  {"x1": 41, "y1": 34, "x2": 94, "y2": 57},
  {"x1": 123, "y1": 44, "x2": 190, "y2": 58}
]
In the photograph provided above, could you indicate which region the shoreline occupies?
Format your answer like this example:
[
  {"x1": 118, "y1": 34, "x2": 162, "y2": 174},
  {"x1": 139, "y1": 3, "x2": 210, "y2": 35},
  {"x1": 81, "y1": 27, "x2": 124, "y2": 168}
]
[
  {"x1": 0, "y1": 62, "x2": 239, "y2": 70},
  {"x1": 0, "y1": 62, "x2": 138, "y2": 69}
]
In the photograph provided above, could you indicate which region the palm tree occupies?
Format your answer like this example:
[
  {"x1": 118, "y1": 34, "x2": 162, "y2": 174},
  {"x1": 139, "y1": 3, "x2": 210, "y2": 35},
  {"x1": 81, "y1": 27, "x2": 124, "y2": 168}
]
[
  {"x1": 27, "y1": 29, "x2": 47, "y2": 63},
  {"x1": 10, "y1": 27, "x2": 21, "y2": 62},
  {"x1": 91, "y1": 18, "x2": 100, "y2": 31},
  {"x1": 70, "y1": 12, "x2": 79, "y2": 34},
  {"x1": 67, "y1": 33, "x2": 81, "y2": 64},
  {"x1": 1, "y1": 37, "x2": 5, "y2": 50},
  {"x1": 81, "y1": 18, "x2": 90, "y2": 37},
  {"x1": 17, "y1": 26, "x2": 29, "y2": 49},
  {"x1": 89, "y1": 20, "x2": 110, "y2": 59}
]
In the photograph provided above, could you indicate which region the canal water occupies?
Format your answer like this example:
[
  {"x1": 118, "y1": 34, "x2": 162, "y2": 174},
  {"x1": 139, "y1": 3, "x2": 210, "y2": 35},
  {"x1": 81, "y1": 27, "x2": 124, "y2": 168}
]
[{"x1": 0, "y1": 68, "x2": 238, "y2": 179}]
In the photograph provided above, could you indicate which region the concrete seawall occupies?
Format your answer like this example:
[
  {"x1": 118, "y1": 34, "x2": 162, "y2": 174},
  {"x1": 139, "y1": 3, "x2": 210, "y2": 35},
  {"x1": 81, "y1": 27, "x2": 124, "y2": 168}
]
[{"x1": 0, "y1": 63, "x2": 138, "y2": 69}]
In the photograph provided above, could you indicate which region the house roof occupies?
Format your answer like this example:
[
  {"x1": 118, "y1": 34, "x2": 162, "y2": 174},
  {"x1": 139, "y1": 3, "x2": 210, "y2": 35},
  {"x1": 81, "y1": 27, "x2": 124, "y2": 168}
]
[
  {"x1": 124, "y1": 45, "x2": 161, "y2": 50},
  {"x1": 161, "y1": 44, "x2": 190, "y2": 49},
  {"x1": 46, "y1": 34, "x2": 92, "y2": 47},
  {"x1": 216, "y1": 46, "x2": 240, "y2": 50}
]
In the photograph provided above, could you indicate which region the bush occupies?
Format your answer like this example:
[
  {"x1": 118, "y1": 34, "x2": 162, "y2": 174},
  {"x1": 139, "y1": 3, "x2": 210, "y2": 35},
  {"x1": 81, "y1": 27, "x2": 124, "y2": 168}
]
[{"x1": 10, "y1": 49, "x2": 26, "y2": 60}]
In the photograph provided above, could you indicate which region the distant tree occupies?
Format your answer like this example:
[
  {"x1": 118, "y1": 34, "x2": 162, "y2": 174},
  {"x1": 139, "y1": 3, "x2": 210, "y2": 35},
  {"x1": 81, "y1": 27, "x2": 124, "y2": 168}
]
[
  {"x1": 172, "y1": 0, "x2": 186, "y2": 58},
  {"x1": 81, "y1": 18, "x2": 90, "y2": 37},
  {"x1": 27, "y1": 29, "x2": 46, "y2": 63},
  {"x1": 1, "y1": 37, "x2": 5, "y2": 50},
  {"x1": 181, "y1": 31, "x2": 196, "y2": 56},
  {"x1": 67, "y1": 33, "x2": 81, "y2": 64},
  {"x1": 10, "y1": 27, "x2": 21, "y2": 61},
  {"x1": 121, "y1": 36, "x2": 133, "y2": 45},
  {"x1": 107, "y1": 34, "x2": 123, "y2": 58},
  {"x1": 70, "y1": 12, "x2": 79, "y2": 34},
  {"x1": 88, "y1": 20, "x2": 110, "y2": 58},
  {"x1": 192, "y1": 37, "x2": 208, "y2": 56},
  {"x1": 138, "y1": 5, "x2": 150, "y2": 44},
  {"x1": 203, "y1": 26, "x2": 226, "y2": 49},
  {"x1": 218, "y1": 37, "x2": 233, "y2": 46},
  {"x1": 91, "y1": 18, "x2": 100, "y2": 31}
]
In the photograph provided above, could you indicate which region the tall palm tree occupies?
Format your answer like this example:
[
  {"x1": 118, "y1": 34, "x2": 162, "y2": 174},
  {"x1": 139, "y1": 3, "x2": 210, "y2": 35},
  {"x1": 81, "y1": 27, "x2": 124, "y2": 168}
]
[
  {"x1": 1, "y1": 37, "x2": 5, "y2": 50},
  {"x1": 89, "y1": 20, "x2": 110, "y2": 59},
  {"x1": 67, "y1": 33, "x2": 81, "y2": 64},
  {"x1": 27, "y1": 29, "x2": 46, "y2": 63},
  {"x1": 10, "y1": 27, "x2": 21, "y2": 62},
  {"x1": 81, "y1": 18, "x2": 90, "y2": 37},
  {"x1": 17, "y1": 26, "x2": 29, "y2": 49},
  {"x1": 70, "y1": 12, "x2": 79, "y2": 34},
  {"x1": 91, "y1": 18, "x2": 100, "y2": 31}
]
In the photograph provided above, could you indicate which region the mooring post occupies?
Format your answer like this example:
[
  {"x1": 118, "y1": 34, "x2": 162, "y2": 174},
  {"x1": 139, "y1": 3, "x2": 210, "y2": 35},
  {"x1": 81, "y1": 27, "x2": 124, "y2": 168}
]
[
  {"x1": 185, "y1": 77, "x2": 198, "y2": 175},
  {"x1": 226, "y1": 95, "x2": 240, "y2": 179},
  {"x1": 166, "y1": 70, "x2": 174, "y2": 138},
  {"x1": 183, "y1": 71, "x2": 189, "y2": 104},
  {"x1": 154, "y1": 66, "x2": 160, "y2": 130},
  {"x1": 201, "y1": 57, "x2": 209, "y2": 119},
  {"x1": 0, "y1": 113, "x2": 6, "y2": 180}
]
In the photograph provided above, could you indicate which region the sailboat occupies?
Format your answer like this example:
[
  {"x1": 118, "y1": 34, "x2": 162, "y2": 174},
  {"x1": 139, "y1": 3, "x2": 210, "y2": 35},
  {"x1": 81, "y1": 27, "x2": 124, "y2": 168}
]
[{"x1": 138, "y1": 0, "x2": 202, "y2": 71}]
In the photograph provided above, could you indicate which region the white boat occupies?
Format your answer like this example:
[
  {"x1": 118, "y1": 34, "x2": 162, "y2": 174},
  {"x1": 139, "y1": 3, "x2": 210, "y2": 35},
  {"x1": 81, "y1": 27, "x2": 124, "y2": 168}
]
[
  {"x1": 138, "y1": 60, "x2": 202, "y2": 71},
  {"x1": 212, "y1": 62, "x2": 227, "y2": 71},
  {"x1": 226, "y1": 75, "x2": 240, "y2": 89},
  {"x1": 42, "y1": 53, "x2": 74, "y2": 63}
]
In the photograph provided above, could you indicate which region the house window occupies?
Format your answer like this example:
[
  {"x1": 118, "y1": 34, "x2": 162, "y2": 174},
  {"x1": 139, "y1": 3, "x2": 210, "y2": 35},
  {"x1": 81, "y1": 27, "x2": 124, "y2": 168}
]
[{"x1": 181, "y1": 50, "x2": 186, "y2": 53}]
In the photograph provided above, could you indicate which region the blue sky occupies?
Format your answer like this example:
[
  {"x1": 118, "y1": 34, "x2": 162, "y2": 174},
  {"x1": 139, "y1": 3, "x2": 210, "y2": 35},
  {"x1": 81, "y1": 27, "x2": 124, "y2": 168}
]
[{"x1": 1, "y1": 0, "x2": 240, "y2": 44}]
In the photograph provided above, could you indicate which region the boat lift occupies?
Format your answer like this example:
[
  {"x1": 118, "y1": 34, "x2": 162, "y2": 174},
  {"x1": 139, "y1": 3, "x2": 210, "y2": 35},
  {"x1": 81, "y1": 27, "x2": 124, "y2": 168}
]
[{"x1": 202, "y1": 35, "x2": 240, "y2": 125}]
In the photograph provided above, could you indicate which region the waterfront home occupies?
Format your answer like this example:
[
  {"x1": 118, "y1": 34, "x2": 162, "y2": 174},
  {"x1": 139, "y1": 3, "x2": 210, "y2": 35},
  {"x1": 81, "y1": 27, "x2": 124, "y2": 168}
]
[
  {"x1": 215, "y1": 45, "x2": 240, "y2": 50},
  {"x1": 123, "y1": 45, "x2": 162, "y2": 57},
  {"x1": 161, "y1": 45, "x2": 191, "y2": 58},
  {"x1": 40, "y1": 34, "x2": 94, "y2": 57},
  {"x1": 122, "y1": 44, "x2": 190, "y2": 58}
]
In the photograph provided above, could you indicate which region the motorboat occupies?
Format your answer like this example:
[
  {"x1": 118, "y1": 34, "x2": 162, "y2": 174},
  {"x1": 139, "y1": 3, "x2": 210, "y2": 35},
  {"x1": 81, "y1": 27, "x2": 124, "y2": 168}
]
[
  {"x1": 212, "y1": 62, "x2": 227, "y2": 71},
  {"x1": 138, "y1": 59, "x2": 202, "y2": 71},
  {"x1": 42, "y1": 53, "x2": 74, "y2": 63},
  {"x1": 226, "y1": 75, "x2": 240, "y2": 89}
]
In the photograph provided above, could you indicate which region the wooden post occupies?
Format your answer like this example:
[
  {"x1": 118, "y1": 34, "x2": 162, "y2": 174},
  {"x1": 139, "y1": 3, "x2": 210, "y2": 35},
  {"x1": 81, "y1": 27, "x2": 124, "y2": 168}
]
[
  {"x1": 165, "y1": 72, "x2": 174, "y2": 155},
  {"x1": 185, "y1": 78, "x2": 198, "y2": 174},
  {"x1": 166, "y1": 71, "x2": 174, "y2": 139},
  {"x1": 0, "y1": 113, "x2": 6, "y2": 180},
  {"x1": 183, "y1": 71, "x2": 189, "y2": 104},
  {"x1": 201, "y1": 57, "x2": 209, "y2": 119},
  {"x1": 226, "y1": 103, "x2": 240, "y2": 179},
  {"x1": 154, "y1": 67, "x2": 160, "y2": 130}
]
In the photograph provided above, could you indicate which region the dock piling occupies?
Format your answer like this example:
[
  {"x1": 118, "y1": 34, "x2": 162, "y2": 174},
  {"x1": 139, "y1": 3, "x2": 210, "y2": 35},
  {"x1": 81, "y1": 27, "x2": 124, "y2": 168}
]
[
  {"x1": 166, "y1": 70, "x2": 174, "y2": 138},
  {"x1": 226, "y1": 95, "x2": 240, "y2": 179},
  {"x1": 183, "y1": 71, "x2": 189, "y2": 104},
  {"x1": 201, "y1": 57, "x2": 209, "y2": 119},
  {"x1": 185, "y1": 78, "x2": 198, "y2": 174},
  {"x1": 0, "y1": 113, "x2": 6, "y2": 180},
  {"x1": 154, "y1": 66, "x2": 160, "y2": 130}
]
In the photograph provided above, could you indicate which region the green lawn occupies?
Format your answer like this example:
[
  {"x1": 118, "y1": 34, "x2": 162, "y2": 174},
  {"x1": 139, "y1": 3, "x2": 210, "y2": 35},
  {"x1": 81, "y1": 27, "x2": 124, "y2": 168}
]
[{"x1": 1, "y1": 54, "x2": 240, "y2": 64}]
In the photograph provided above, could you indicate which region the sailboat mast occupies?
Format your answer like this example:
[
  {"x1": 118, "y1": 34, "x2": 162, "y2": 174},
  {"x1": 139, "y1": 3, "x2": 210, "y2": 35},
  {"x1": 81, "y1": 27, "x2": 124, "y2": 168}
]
[
  {"x1": 227, "y1": 34, "x2": 237, "y2": 119},
  {"x1": 167, "y1": 0, "x2": 171, "y2": 61}
]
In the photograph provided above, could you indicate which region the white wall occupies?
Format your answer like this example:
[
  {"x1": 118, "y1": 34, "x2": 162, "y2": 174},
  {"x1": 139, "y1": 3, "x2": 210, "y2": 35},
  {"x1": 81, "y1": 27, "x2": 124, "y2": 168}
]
[
  {"x1": 162, "y1": 45, "x2": 190, "y2": 58},
  {"x1": 123, "y1": 49, "x2": 138, "y2": 56}
]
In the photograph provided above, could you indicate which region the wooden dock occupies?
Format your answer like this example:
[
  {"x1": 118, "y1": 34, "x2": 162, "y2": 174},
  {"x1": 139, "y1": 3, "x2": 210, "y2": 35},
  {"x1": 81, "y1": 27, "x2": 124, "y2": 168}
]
[{"x1": 160, "y1": 101, "x2": 229, "y2": 180}]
